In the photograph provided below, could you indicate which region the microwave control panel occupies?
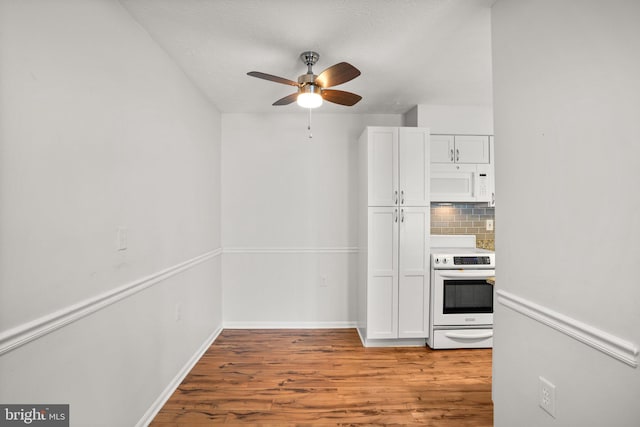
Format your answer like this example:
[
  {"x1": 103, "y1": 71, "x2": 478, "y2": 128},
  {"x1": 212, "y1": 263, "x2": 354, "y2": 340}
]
[{"x1": 477, "y1": 173, "x2": 489, "y2": 198}]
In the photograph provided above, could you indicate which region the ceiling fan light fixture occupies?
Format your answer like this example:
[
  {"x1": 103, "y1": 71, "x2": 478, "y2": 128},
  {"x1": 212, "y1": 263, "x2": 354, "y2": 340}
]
[
  {"x1": 247, "y1": 51, "x2": 361, "y2": 108},
  {"x1": 297, "y1": 85, "x2": 323, "y2": 109}
]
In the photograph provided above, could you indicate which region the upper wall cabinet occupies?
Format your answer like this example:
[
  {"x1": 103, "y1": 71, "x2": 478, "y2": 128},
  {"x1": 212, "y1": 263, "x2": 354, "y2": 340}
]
[
  {"x1": 431, "y1": 135, "x2": 490, "y2": 164},
  {"x1": 364, "y1": 127, "x2": 430, "y2": 207}
]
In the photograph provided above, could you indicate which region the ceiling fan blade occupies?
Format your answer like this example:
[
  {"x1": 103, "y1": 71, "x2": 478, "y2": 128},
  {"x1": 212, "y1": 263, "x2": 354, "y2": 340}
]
[
  {"x1": 322, "y1": 89, "x2": 362, "y2": 106},
  {"x1": 315, "y1": 62, "x2": 361, "y2": 88},
  {"x1": 247, "y1": 71, "x2": 299, "y2": 87},
  {"x1": 273, "y1": 92, "x2": 299, "y2": 106}
]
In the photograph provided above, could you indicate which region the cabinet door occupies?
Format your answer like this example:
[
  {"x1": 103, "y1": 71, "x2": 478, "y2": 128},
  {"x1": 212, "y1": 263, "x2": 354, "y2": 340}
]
[
  {"x1": 368, "y1": 128, "x2": 398, "y2": 206},
  {"x1": 430, "y1": 135, "x2": 455, "y2": 163},
  {"x1": 454, "y1": 135, "x2": 489, "y2": 164},
  {"x1": 398, "y1": 128, "x2": 430, "y2": 206},
  {"x1": 367, "y1": 207, "x2": 399, "y2": 339},
  {"x1": 398, "y1": 207, "x2": 430, "y2": 338}
]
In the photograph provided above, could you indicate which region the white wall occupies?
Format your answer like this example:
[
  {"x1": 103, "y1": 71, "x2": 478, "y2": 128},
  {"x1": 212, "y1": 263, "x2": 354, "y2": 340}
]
[
  {"x1": 0, "y1": 1, "x2": 222, "y2": 425},
  {"x1": 492, "y1": 1, "x2": 640, "y2": 425},
  {"x1": 221, "y1": 113, "x2": 401, "y2": 326},
  {"x1": 404, "y1": 104, "x2": 494, "y2": 134}
]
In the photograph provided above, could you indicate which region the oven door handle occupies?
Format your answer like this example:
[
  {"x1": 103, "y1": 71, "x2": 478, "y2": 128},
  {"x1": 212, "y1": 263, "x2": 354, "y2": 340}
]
[
  {"x1": 444, "y1": 330, "x2": 493, "y2": 340},
  {"x1": 437, "y1": 270, "x2": 495, "y2": 279}
]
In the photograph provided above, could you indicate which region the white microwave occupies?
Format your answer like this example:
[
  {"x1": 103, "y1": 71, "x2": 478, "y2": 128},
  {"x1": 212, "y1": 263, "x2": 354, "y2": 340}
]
[{"x1": 430, "y1": 163, "x2": 494, "y2": 205}]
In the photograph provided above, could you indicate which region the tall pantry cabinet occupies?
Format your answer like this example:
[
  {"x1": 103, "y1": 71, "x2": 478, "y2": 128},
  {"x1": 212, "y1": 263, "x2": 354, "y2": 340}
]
[{"x1": 357, "y1": 127, "x2": 431, "y2": 345}]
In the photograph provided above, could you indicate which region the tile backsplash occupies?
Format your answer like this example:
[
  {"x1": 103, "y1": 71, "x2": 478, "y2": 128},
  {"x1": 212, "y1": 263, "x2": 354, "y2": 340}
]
[{"x1": 431, "y1": 202, "x2": 495, "y2": 250}]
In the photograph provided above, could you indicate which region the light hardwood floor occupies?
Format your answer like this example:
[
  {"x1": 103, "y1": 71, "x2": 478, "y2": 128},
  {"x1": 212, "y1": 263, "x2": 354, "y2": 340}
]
[{"x1": 151, "y1": 329, "x2": 493, "y2": 426}]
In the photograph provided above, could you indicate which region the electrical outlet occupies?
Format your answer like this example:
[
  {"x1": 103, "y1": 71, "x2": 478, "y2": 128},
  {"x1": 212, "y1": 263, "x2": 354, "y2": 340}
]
[
  {"x1": 539, "y1": 376, "x2": 556, "y2": 417},
  {"x1": 486, "y1": 219, "x2": 494, "y2": 231},
  {"x1": 175, "y1": 303, "x2": 182, "y2": 321}
]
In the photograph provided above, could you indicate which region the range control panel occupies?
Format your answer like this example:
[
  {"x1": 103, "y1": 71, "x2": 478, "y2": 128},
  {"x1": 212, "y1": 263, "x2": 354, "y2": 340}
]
[
  {"x1": 432, "y1": 253, "x2": 495, "y2": 269},
  {"x1": 454, "y1": 256, "x2": 492, "y2": 265}
]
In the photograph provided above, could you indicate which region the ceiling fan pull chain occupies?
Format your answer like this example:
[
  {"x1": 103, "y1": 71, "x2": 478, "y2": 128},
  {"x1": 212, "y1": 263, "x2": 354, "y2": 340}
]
[{"x1": 308, "y1": 108, "x2": 313, "y2": 139}]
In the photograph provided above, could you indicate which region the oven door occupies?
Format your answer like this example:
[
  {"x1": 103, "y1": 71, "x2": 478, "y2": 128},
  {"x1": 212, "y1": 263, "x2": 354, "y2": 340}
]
[{"x1": 432, "y1": 269, "x2": 495, "y2": 326}]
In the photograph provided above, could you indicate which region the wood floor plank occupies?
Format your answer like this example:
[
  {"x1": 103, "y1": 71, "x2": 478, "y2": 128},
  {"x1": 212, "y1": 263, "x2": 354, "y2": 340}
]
[{"x1": 150, "y1": 329, "x2": 492, "y2": 426}]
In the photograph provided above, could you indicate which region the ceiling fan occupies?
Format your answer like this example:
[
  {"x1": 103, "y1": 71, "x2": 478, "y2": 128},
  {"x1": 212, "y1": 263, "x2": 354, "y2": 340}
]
[{"x1": 247, "y1": 51, "x2": 362, "y2": 109}]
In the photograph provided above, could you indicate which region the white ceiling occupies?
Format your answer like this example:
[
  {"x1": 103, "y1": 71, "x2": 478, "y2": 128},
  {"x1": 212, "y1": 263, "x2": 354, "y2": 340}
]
[{"x1": 119, "y1": 0, "x2": 494, "y2": 114}]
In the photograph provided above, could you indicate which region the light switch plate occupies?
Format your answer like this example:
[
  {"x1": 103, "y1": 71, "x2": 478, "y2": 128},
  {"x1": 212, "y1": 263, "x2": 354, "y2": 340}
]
[{"x1": 116, "y1": 227, "x2": 127, "y2": 251}]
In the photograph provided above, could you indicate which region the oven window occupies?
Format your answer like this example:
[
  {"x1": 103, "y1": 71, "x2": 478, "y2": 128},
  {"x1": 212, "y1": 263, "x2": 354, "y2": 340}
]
[{"x1": 443, "y1": 279, "x2": 493, "y2": 314}]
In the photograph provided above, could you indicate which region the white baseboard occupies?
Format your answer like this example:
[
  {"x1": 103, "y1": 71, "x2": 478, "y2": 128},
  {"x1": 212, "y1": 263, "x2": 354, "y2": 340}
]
[
  {"x1": 223, "y1": 321, "x2": 358, "y2": 329},
  {"x1": 361, "y1": 339, "x2": 426, "y2": 348},
  {"x1": 223, "y1": 247, "x2": 358, "y2": 254},
  {"x1": 135, "y1": 326, "x2": 222, "y2": 427},
  {"x1": 356, "y1": 326, "x2": 427, "y2": 348},
  {"x1": 496, "y1": 289, "x2": 638, "y2": 368}
]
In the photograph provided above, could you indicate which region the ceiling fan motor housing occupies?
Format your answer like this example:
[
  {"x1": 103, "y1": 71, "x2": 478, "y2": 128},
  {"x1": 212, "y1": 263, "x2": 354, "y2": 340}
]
[
  {"x1": 300, "y1": 51, "x2": 320, "y2": 68},
  {"x1": 298, "y1": 82, "x2": 322, "y2": 96},
  {"x1": 298, "y1": 72, "x2": 320, "y2": 98}
]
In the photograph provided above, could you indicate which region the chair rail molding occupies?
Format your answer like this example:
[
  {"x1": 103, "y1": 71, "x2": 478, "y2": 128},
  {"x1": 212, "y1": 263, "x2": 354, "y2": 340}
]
[
  {"x1": 0, "y1": 248, "x2": 223, "y2": 356},
  {"x1": 496, "y1": 289, "x2": 638, "y2": 368}
]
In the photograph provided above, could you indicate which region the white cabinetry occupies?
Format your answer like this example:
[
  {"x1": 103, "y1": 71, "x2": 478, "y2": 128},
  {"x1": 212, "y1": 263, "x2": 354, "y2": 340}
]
[
  {"x1": 368, "y1": 128, "x2": 429, "y2": 207},
  {"x1": 397, "y1": 206, "x2": 430, "y2": 338},
  {"x1": 431, "y1": 135, "x2": 489, "y2": 164},
  {"x1": 358, "y1": 127, "x2": 430, "y2": 344},
  {"x1": 367, "y1": 207, "x2": 398, "y2": 339}
]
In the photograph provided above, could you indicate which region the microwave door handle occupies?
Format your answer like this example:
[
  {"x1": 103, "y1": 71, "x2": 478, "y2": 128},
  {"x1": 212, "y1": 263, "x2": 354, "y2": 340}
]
[
  {"x1": 445, "y1": 331, "x2": 493, "y2": 340},
  {"x1": 471, "y1": 173, "x2": 475, "y2": 197}
]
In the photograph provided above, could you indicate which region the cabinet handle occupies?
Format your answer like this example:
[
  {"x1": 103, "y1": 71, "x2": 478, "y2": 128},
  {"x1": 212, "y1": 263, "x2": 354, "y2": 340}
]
[
  {"x1": 456, "y1": 148, "x2": 460, "y2": 162},
  {"x1": 394, "y1": 209, "x2": 398, "y2": 223},
  {"x1": 401, "y1": 208, "x2": 405, "y2": 223},
  {"x1": 400, "y1": 190, "x2": 404, "y2": 205},
  {"x1": 394, "y1": 190, "x2": 398, "y2": 205},
  {"x1": 491, "y1": 192, "x2": 495, "y2": 206},
  {"x1": 450, "y1": 148, "x2": 454, "y2": 162}
]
